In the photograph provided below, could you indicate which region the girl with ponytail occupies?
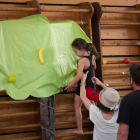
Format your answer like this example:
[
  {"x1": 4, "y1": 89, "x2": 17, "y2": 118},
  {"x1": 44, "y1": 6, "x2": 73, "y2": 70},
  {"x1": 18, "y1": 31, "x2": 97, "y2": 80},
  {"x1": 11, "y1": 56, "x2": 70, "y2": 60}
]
[{"x1": 65, "y1": 38, "x2": 100, "y2": 134}]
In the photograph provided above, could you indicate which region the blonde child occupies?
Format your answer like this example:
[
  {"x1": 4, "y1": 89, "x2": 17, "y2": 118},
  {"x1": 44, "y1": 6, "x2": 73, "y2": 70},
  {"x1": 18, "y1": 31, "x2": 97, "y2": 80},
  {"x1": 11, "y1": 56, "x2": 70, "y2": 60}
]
[{"x1": 65, "y1": 38, "x2": 100, "y2": 134}]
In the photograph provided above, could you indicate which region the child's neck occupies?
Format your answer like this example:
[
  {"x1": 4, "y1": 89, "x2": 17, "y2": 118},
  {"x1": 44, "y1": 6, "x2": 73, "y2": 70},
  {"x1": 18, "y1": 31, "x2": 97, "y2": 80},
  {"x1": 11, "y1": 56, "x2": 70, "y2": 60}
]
[{"x1": 83, "y1": 51, "x2": 90, "y2": 56}]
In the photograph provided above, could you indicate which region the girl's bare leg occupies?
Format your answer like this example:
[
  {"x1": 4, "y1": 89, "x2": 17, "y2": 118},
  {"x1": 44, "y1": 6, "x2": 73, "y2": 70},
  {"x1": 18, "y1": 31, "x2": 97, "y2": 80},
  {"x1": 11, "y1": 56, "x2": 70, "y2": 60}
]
[{"x1": 71, "y1": 94, "x2": 83, "y2": 134}]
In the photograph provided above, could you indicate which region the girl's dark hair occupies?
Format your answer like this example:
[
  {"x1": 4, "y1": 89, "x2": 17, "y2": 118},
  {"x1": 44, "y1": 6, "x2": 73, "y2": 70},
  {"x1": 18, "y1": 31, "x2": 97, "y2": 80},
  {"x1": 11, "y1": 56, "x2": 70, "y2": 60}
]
[
  {"x1": 72, "y1": 38, "x2": 100, "y2": 59},
  {"x1": 98, "y1": 102, "x2": 113, "y2": 112}
]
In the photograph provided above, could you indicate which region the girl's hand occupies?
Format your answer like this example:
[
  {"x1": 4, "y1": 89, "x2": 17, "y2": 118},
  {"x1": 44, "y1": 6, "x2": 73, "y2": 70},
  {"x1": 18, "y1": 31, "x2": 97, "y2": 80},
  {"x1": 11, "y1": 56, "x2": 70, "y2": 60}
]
[
  {"x1": 64, "y1": 83, "x2": 73, "y2": 92},
  {"x1": 91, "y1": 77, "x2": 102, "y2": 86},
  {"x1": 81, "y1": 71, "x2": 89, "y2": 83}
]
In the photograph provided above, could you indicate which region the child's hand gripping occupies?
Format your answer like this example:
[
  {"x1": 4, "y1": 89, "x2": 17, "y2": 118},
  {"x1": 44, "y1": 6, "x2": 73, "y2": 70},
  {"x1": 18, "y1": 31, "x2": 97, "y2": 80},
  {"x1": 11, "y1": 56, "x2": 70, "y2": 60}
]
[
  {"x1": 91, "y1": 77, "x2": 102, "y2": 86},
  {"x1": 64, "y1": 83, "x2": 73, "y2": 92}
]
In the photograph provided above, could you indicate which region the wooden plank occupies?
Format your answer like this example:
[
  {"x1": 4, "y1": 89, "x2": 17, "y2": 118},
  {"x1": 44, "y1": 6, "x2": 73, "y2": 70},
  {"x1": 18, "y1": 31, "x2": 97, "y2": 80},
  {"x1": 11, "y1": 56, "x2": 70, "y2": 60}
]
[
  {"x1": 101, "y1": 7, "x2": 136, "y2": 23},
  {"x1": 104, "y1": 72, "x2": 129, "y2": 76},
  {"x1": 103, "y1": 10, "x2": 140, "y2": 14},
  {"x1": 0, "y1": 124, "x2": 40, "y2": 134},
  {"x1": 0, "y1": 90, "x2": 7, "y2": 96},
  {"x1": 101, "y1": 25, "x2": 138, "y2": 39},
  {"x1": 136, "y1": 4, "x2": 140, "y2": 59},
  {"x1": 79, "y1": 2, "x2": 94, "y2": 40},
  {"x1": 0, "y1": 7, "x2": 38, "y2": 11},
  {"x1": 0, "y1": 115, "x2": 36, "y2": 128},
  {"x1": 0, "y1": 111, "x2": 39, "y2": 118},
  {"x1": 55, "y1": 94, "x2": 74, "y2": 110},
  {"x1": 55, "y1": 108, "x2": 87, "y2": 113},
  {"x1": 41, "y1": 8, "x2": 90, "y2": 12},
  {"x1": 118, "y1": 90, "x2": 133, "y2": 99},
  {"x1": 55, "y1": 128, "x2": 89, "y2": 134},
  {"x1": 11, "y1": 136, "x2": 41, "y2": 140},
  {"x1": 91, "y1": 2, "x2": 104, "y2": 84},
  {"x1": 0, "y1": 132, "x2": 37, "y2": 140},
  {"x1": 0, "y1": 99, "x2": 37, "y2": 104},
  {"x1": 102, "y1": 46, "x2": 139, "y2": 56},
  {"x1": 104, "y1": 75, "x2": 131, "y2": 89},
  {"x1": 41, "y1": 5, "x2": 80, "y2": 23},
  {"x1": 56, "y1": 131, "x2": 93, "y2": 138},
  {"x1": 104, "y1": 75, "x2": 130, "y2": 83},
  {"x1": 55, "y1": 93, "x2": 86, "y2": 110},
  {"x1": 102, "y1": 57, "x2": 139, "y2": 61},
  {"x1": 27, "y1": 0, "x2": 41, "y2": 15},
  {"x1": 37, "y1": 0, "x2": 140, "y2": 6},
  {"x1": 101, "y1": 40, "x2": 138, "y2": 46},
  {"x1": 55, "y1": 111, "x2": 88, "y2": 123},
  {"x1": 55, "y1": 120, "x2": 92, "y2": 129},
  {"x1": 101, "y1": 22, "x2": 140, "y2": 25},
  {"x1": 56, "y1": 135, "x2": 89, "y2": 140},
  {"x1": 103, "y1": 64, "x2": 131, "y2": 73},
  {"x1": 0, "y1": 4, "x2": 28, "y2": 20},
  {"x1": 2, "y1": 0, "x2": 140, "y2": 6},
  {"x1": 111, "y1": 86, "x2": 132, "y2": 90},
  {"x1": 0, "y1": 102, "x2": 36, "y2": 114}
]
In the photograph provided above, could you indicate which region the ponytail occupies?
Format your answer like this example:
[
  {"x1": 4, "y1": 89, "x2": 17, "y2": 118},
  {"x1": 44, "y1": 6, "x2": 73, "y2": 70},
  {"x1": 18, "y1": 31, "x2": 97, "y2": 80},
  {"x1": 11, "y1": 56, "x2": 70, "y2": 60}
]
[
  {"x1": 86, "y1": 43, "x2": 100, "y2": 59},
  {"x1": 72, "y1": 38, "x2": 100, "y2": 59}
]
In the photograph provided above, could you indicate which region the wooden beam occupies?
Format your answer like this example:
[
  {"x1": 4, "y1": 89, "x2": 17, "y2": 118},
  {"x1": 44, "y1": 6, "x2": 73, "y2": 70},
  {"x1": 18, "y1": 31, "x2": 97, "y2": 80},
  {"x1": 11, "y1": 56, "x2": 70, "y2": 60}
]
[
  {"x1": 101, "y1": 22, "x2": 140, "y2": 25},
  {"x1": 0, "y1": 111, "x2": 39, "y2": 118},
  {"x1": 79, "y1": 2, "x2": 94, "y2": 40},
  {"x1": 103, "y1": 60, "x2": 140, "y2": 64},
  {"x1": 136, "y1": 4, "x2": 140, "y2": 60},
  {"x1": 91, "y1": 2, "x2": 104, "y2": 85},
  {"x1": 101, "y1": 40, "x2": 138, "y2": 46},
  {"x1": 11, "y1": 136, "x2": 41, "y2": 140},
  {"x1": 105, "y1": 83, "x2": 130, "y2": 86},
  {"x1": 103, "y1": 10, "x2": 140, "y2": 14},
  {"x1": 1, "y1": 0, "x2": 140, "y2": 6},
  {"x1": 101, "y1": 26, "x2": 138, "y2": 39},
  {"x1": 41, "y1": 8, "x2": 90, "y2": 12},
  {"x1": 0, "y1": 132, "x2": 37, "y2": 140},
  {"x1": 55, "y1": 108, "x2": 87, "y2": 113},
  {"x1": 56, "y1": 131, "x2": 93, "y2": 138},
  {"x1": 0, "y1": 99, "x2": 37, "y2": 105},
  {"x1": 0, "y1": 124, "x2": 40, "y2": 131},
  {"x1": 102, "y1": 46, "x2": 139, "y2": 56},
  {"x1": 0, "y1": 7, "x2": 38, "y2": 11},
  {"x1": 28, "y1": 0, "x2": 41, "y2": 15},
  {"x1": 104, "y1": 72, "x2": 129, "y2": 76},
  {"x1": 55, "y1": 119, "x2": 92, "y2": 129}
]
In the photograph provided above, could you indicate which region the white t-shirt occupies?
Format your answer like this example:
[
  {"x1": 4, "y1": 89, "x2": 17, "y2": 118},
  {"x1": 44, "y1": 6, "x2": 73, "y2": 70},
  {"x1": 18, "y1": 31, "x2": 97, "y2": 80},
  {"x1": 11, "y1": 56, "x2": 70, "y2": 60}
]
[{"x1": 89, "y1": 104, "x2": 119, "y2": 140}]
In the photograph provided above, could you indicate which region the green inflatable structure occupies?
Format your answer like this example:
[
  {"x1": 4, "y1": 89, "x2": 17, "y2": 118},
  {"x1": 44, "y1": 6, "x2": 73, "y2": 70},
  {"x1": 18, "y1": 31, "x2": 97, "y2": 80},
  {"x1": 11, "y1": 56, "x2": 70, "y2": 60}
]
[{"x1": 0, "y1": 14, "x2": 91, "y2": 100}]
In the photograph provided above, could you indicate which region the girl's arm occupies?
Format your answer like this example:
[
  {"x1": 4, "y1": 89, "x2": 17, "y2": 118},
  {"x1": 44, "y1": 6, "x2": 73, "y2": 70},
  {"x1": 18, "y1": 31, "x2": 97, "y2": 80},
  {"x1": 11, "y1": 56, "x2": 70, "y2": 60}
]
[
  {"x1": 94, "y1": 60, "x2": 96, "y2": 70},
  {"x1": 92, "y1": 56, "x2": 96, "y2": 70},
  {"x1": 65, "y1": 59, "x2": 84, "y2": 92},
  {"x1": 91, "y1": 77, "x2": 107, "y2": 89}
]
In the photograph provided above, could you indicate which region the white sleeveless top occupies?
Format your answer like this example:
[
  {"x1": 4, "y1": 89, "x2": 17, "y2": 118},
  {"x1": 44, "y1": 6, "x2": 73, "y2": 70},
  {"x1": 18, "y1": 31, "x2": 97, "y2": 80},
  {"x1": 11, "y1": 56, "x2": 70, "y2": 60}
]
[{"x1": 89, "y1": 104, "x2": 119, "y2": 140}]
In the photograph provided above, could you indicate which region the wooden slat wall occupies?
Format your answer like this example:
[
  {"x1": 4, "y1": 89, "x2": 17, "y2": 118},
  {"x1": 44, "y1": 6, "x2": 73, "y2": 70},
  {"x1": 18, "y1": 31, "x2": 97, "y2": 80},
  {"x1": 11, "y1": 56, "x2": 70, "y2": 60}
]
[
  {"x1": 101, "y1": 6, "x2": 139, "y2": 95},
  {"x1": 0, "y1": 4, "x2": 28, "y2": 21},
  {"x1": 0, "y1": 0, "x2": 140, "y2": 6},
  {"x1": 0, "y1": 93, "x2": 40, "y2": 139},
  {"x1": 0, "y1": 92, "x2": 91, "y2": 140}
]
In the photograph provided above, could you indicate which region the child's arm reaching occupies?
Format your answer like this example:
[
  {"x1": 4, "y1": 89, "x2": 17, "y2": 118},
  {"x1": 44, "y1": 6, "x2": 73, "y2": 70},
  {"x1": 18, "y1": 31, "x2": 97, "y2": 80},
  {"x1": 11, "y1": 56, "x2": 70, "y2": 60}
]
[
  {"x1": 80, "y1": 72, "x2": 107, "y2": 111},
  {"x1": 65, "y1": 59, "x2": 84, "y2": 92},
  {"x1": 80, "y1": 71, "x2": 92, "y2": 111},
  {"x1": 91, "y1": 77, "x2": 107, "y2": 89}
]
